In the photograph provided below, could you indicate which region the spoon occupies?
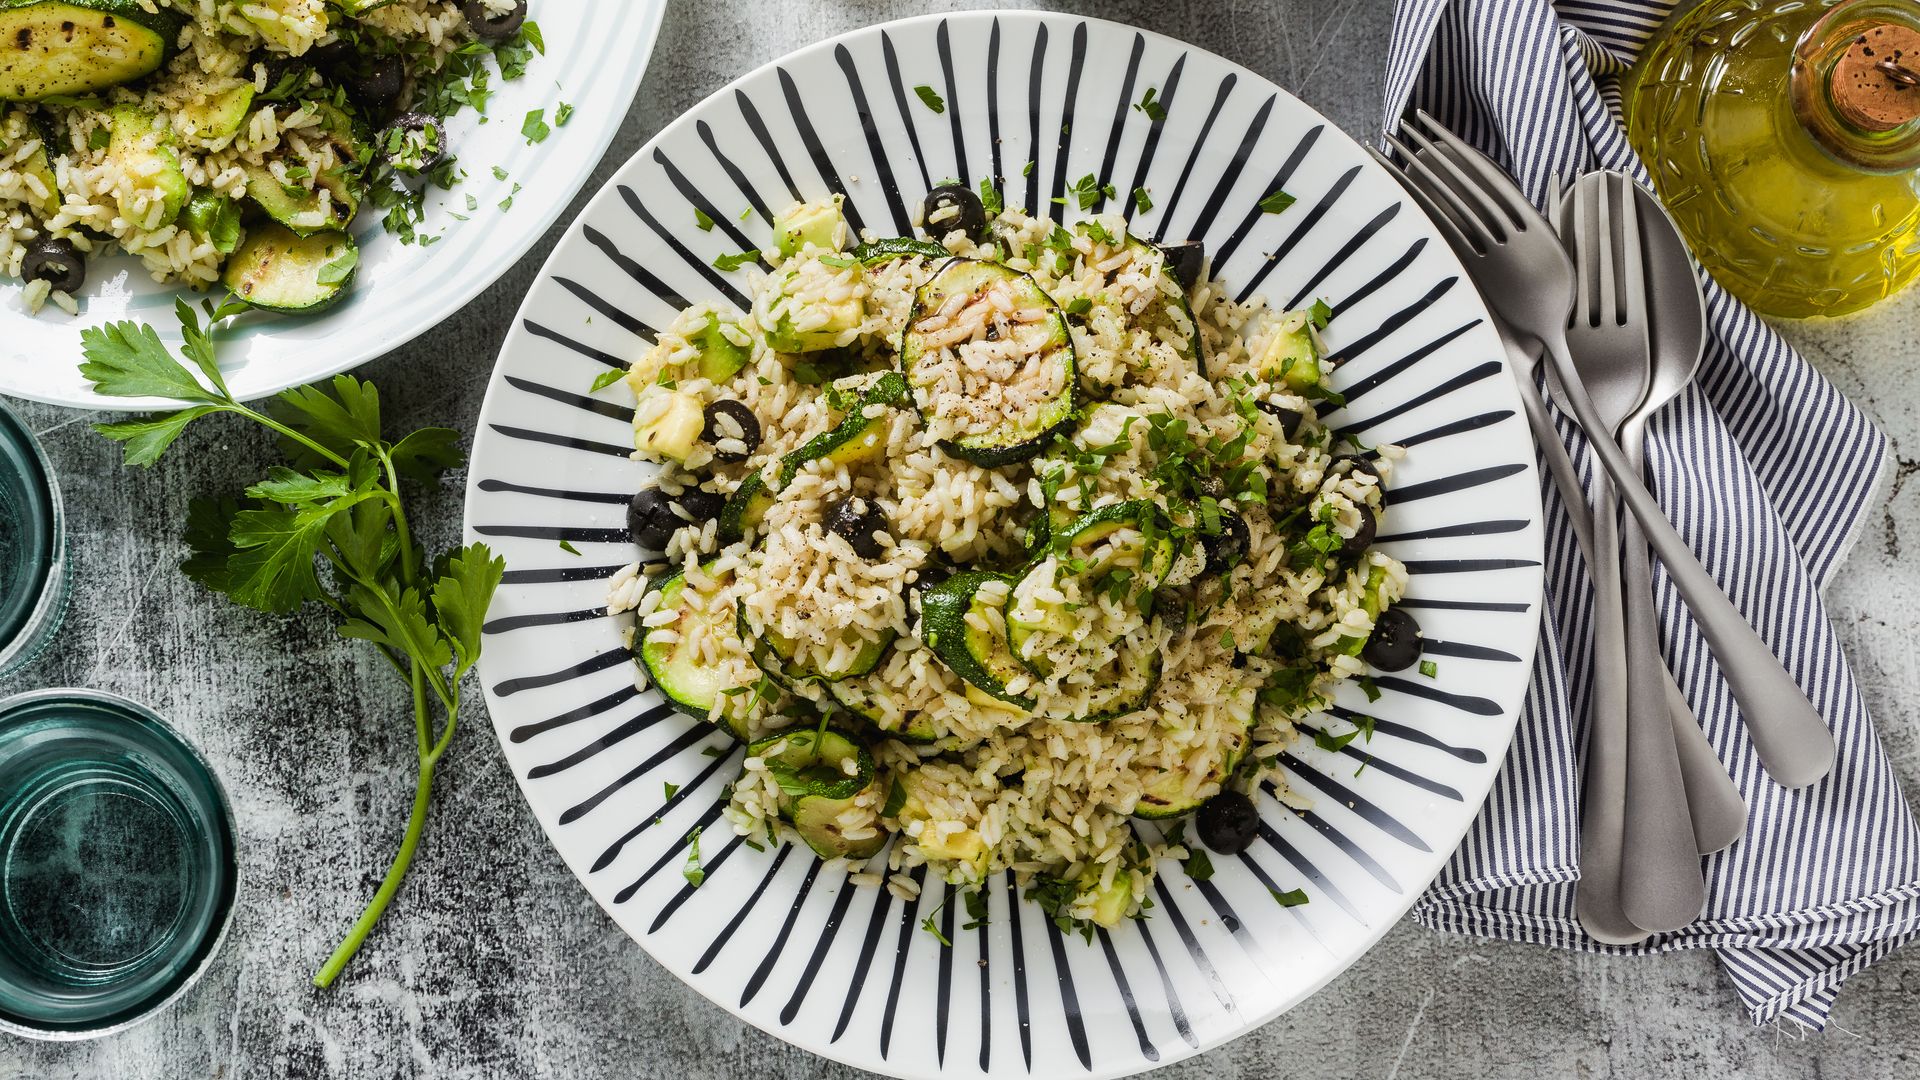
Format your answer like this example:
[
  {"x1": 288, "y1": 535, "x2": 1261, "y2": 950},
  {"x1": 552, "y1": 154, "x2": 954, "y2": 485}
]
[{"x1": 1618, "y1": 181, "x2": 1747, "y2": 857}]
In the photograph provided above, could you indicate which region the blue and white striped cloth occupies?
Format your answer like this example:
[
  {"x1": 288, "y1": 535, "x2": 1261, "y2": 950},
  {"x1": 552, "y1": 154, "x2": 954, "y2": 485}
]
[{"x1": 1384, "y1": 0, "x2": 1920, "y2": 1032}]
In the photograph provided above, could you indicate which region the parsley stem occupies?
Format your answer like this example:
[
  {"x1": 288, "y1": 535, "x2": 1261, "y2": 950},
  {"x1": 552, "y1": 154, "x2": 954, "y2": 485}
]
[
  {"x1": 311, "y1": 749, "x2": 437, "y2": 989},
  {"x1": 234, "y1": 402, "x2": 352, "y2": 471}
]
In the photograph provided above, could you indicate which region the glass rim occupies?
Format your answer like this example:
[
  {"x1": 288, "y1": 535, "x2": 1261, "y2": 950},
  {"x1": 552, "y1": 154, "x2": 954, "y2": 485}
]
[
  {"x1": 0, "y1": 687, "x2": 239, "y2": 1042},
  {"x1": 0, "y1": 398, "x2": 65, "y2": 678}
]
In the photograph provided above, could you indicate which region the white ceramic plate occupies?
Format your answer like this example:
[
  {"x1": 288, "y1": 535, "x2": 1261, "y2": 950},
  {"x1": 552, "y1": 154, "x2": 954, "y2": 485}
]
[
  {"x1": 0, "y1": 0, "x2": 667, "y2": 409},
  {"x1": 464, "y1": 12, "x2": 1544, "y2": 1079}
]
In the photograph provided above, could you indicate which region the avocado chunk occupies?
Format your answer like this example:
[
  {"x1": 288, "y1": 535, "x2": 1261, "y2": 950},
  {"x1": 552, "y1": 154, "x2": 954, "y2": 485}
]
[
  {"x1": 239, "y1": 0, "x2": 329, "y2": 55},
  {"x1": 775, "y1": 194, "x2": 846, "y2": 257},
  {"x1": 181, "y1": 189, "x2": 243, "y2": 255},
  {"x1": 0, "y1": 1, "x2": 181, "y2": 102},
  {"x1": 690, "y1": 312, "x2": 750, "y2": 381},
  {"x1": 631, "y1": 388, "x2": 706, "y2": 463},
  {"x1": 761, "y1": 264, "x2": 865, "y2": 353},
  {"x1": 105, "y1": 105, "x2": 188, "y2": 226},
  {"x1": 1259, "y1": 318, "x2": 1323, "y2": 393},
  {"x1": 1, "y1": 107, "x2": 57, "y2": 216}
]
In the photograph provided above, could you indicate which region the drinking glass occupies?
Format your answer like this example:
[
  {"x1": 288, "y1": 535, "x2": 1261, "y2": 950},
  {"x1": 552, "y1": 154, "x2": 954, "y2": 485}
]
[
  {"x1": 0, "y1": 689, "x2": 238, "y2": 1039},
  {"x1": 0, "y1": 399, "x2": 65, "y2": 680}
]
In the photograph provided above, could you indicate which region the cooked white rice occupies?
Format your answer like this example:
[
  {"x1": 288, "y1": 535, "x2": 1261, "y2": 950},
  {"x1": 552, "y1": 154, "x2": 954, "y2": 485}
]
[
  {"x1": 0, "y1": 0, "x2": 518, "y2": 312},
  {"x1": 613, "y1": 198, "x2": 1411, "y2": 932}
]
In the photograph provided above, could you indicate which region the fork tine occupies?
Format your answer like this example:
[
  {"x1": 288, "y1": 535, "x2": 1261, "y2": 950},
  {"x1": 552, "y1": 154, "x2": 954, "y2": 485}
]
[
  {"x1": 1367, "y1": 146, "x2": 1480, "y2": 259},
  {"x1": 1570, "y1": 176, "x2": 1593, "y2": 328},
  {"x1": 1596, "y1": 176, "x2": 1618, "y2": 328},
  {"x1": 1614, "y1": 174, "x2": 1646, "y2": 329},
  {"x1": 1412, "y1": 109, "x2": 1541, "y2": 233},
  {"x1": 1394, "y1": 121, "x2": 1510, "y2": 245},
  {"x1": 1381, "y1": 132, "x2": 1500, "y2": 252}
]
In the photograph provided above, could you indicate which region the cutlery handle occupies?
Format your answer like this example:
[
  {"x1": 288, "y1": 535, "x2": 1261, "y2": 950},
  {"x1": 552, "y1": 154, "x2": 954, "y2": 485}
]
[
  {"x1": 1542, "y1": 334, "x2": 1836, "y2": 788},
  {"x1": 1574, "y1": 474, "x2": 1643, "y2": 944},
  {"x1": 1617, "y1": 497, "x2": 1709, "y2": 931},
  {"x1": 1620, "y1": 424, "x2": 1747, "y2": 856}
]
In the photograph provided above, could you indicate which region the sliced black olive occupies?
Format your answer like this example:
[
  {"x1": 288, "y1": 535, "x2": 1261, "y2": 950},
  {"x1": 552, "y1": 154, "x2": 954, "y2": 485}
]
[
  {"x1": 1201, "y1": 508, "x2": 1250, "y2": 576},
  {"x1": 825, "y1": 495, "x2": 890, "y2": 559},
  {"x1": 379, "y1": 112, "x2": 449, "y2": 174},
  {"x1": 1334, "y1": 454, "x2": 1383, "y2": 485},
  {"x1": 1196, "y1": 790, "x2": 1259, "y2": 855},
  {"x1": 701, "y1": 400, "x2": 762, "y2": 462},
  {"x1": 22, "y1": 238, "x2": 83, "y2": 293},
  {"x1": 1362, "y1": 607, "x2": 1423, "y2": 671},
  {"x1": 349, "y1": 56, "x2": 405, "y2": 116},
  {"x1": 905, "y1": 562, "x2": 955, "y2": 629},
  {"x1": 1339, "y1": 508, "x2": 1377, "y2": 558},
  {"x1": 922, "y1": 183, "x2": 988, "y2": 243},
  {"x1": 1256, "y1": 400, "x2": 1306, "y2": 439},
  {"x1": 462, "y1": 0, "x2": 528, "y2": 41},
  {"x1": 1158, "y1": 240, "x2": 1206, "y2": 292},
  {"x1": 628, "y1": 486, "x2": 724, "y2": 550}
]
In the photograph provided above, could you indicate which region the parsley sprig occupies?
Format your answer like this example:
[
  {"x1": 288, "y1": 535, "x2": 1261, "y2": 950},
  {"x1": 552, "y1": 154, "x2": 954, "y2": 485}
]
[{"x1": 79, "y1": 299, "x2": 506, "y2": 989}]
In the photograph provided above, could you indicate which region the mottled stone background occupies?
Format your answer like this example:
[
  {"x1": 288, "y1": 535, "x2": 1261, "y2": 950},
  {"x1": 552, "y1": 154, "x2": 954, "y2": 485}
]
[{"x1": 3, "y1": 2, "x2": 1918, "y2": 1077}]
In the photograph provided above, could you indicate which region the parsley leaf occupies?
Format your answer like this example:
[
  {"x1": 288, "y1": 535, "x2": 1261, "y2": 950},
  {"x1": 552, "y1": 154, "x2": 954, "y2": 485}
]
[
  {"x1": 694, "y1": 207, "x2": 714, "y2": 231},
  {"x1": 558, "y1": 539, "x2": 582, "y2": 556},
  {"x1": 1184, "y1": 849, "x2": 1215, "y2": 881},
  {"x1": 590, "y1": 368, "x2": 627, "y2": 393},
  {"x1": 1308, "y1": 297, "x2": 1333, "y2": 329},
  {"x1": 521, "y1": 109, "x2": 551, "y2": 144},
  {"x1": 978, "y1": 176, "x2": 1003, "y2": 217},
  {"x1": 664, "y1": 782, "x2": 680, "y2": 800},
  {"x1": 914, "y1": 84, "x2": 946, "y2": 113},
  {"x1": 555, "y1": 101, "x2": 574, "y2": 127},
  {"x1": 1270, "y1": 887, "x2": 1310, "y2": 907},
  {"x1": 1132, "y1": 186, "x2": 1153, "y2": 213}
]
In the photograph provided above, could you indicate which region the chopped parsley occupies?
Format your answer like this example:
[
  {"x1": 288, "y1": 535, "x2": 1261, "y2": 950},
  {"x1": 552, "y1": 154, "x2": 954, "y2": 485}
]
[
  {"x1": 713, "y1": 249, "x2": 762, "y2": 271},
  {"x1": 962, "y1": 887, "x2": 990, "y2": 931},
  {"x1": 1270, "y1": 887, "x2": 1309, "y2": 907},
  {"x1": 682, "y1": 828, "x2": 705, "y2": 888},
  {"x1": 978, "y1": 176, "x2": 1004, "y2": 217},
  {"x1": 701, "y1": 745, "x2": 726, "y2": 758},
  {"x1": 1258, "y1": 189, "x2": 1297, "y2": 215},
  {"x1": 555, "y1": 101, "x2": 575, "y2": 127},
  {"x1": 1313, "y1": 725, "x2": 1361, "y2": 752},
  {"x1": 920, "y1": 892, "x2": 953, "y2": 946},
  {"x1": 1420, "y1": 659, "x2": 1439, "y2": 678},
  {"x1": 694, "y1": 207, "x2": 715, "y2": 231},
  {"x1": 1356, "y1": 675, "x2": 1381, "y2": 703},
  {"x1": 589, "y1": 368, "x2": 625, "y2": 393},
  {"x1": 914, "y1": 84, "x2": 946, "y2": 113},
  {"x1": 1309, "y1": 297, "x2": 1334, "y2": 329},
  {"x1": 521, "y1": 108, "x2": 551, "y2": 144},
  {"x1": 1135, "y1": 86, "x2": 1167, "y2": 122},
  {"x1": 1022, "y1": 159, "x2": 1035, "y2": 177},
  {"x1": 1184, "y1": 849, "x2": 1215, "y2": 881},
  {"x1": 663, "y1": 781, "x2": 680, "y2": 800},
  {"x1": 557, "y1": 539, "x2": 582, "y2": 557},
  {"x1": 316, "y1": 245, "x2": 359, "y2": 286},
  {"x1": 1132, "y1": 186, "x2": 1153, "y2": 213}
]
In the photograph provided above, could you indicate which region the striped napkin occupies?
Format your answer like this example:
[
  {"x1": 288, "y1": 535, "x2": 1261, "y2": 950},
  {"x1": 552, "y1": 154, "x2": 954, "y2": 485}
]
[{"x1": 1383, "y1": 0, "x2": 1920, "y2": 1032}]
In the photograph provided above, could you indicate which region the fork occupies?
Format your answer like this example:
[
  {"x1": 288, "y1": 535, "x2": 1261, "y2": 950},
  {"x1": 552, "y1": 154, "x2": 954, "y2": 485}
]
[
  {"x1": 1371, "y1": 111, "x2": 1836, "y2": 795},
  {"x1": 1563, "y1": 171, "x2": 1706, "y2": 934}
]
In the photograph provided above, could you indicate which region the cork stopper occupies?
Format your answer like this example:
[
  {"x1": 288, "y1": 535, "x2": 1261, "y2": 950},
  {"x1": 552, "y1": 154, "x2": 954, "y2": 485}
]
[{"x1": 1832, "y1": 24, "x2": 1920, "y2": 131}]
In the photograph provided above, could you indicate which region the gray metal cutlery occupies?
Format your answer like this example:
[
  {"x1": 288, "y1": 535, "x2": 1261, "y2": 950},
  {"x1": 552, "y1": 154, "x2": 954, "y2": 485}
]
[{"x1": 1370, "y1": 110, "x2": 1838, "y2": 940}]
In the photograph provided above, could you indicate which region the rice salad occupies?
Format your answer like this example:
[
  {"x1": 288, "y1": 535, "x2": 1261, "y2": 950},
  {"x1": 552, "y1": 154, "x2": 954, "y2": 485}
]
[
  {"x1": 608, "y1": 183, "x2": 1428, "y2": 935},
  {"x1": 0, "y1": 0, "x2": 539, "y2": 315}
]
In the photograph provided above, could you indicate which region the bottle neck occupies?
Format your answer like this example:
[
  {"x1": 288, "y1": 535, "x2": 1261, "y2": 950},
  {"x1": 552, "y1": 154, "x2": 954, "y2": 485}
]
[{"x1": 1790, "y1": 1, "x2": 1920, "y2": 172}]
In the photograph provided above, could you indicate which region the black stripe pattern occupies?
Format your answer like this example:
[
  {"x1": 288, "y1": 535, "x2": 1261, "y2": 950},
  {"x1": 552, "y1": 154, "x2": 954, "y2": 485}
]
[{"x1": 465, "y1": 12, "x2": 1543, "y2": 1078}]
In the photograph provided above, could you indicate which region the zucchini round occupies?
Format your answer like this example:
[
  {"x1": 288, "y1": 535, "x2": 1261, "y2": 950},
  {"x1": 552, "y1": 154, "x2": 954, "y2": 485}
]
[
  {"x1": 901, "y1": 258, "x2": 1076, "y2": 468},
  {"x1": 0, "y1": 1, "x2": 181, "y2": 102},
  {"x1": 748, "y1": 726, "x2": 886, "y2": 859},
  {"x1": 637, "y1": 563, "x2": 758, "y2": 740},
  {"x1": 775, "y1": 370, "x2": 909, "y2": 487},
  {"x1": 919, "y1": 569, "x2": 1034, "y2": 711},
  {"x1": 222, "y1": 224, "x2": 357, "y2": 314},
  {"x1": 850, "y1": 236, "x2": 950, "y2": 264}
]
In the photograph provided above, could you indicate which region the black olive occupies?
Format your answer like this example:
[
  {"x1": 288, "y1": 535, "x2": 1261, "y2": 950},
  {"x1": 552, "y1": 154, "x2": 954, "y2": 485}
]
[
  {"x1": 905, "y1": 562, "x2": 955, "y2": 629},
  {"x1": 824, "y1": 495, "x2": 890, "y2": 559},
  {"x1": 1158, "y1": 240, "x2": 1206, "y2": 292},
  {"x1": 1256, "y1": 400, "x2": 1306, "y2": 439},
  {"x1": 462, "y1": 0, "x2": 528, "y2": 42},
  {"x1": 349, "y1": 56, "x2": 405, "y2": 116},
  {"x1": 1196, "y1": 790, "x2": 1259, "y2": 854},
  {"x1": 21, "y1": 238, "x2": 83, "y2": 293},
  {"x1": 701, "y1": 400, "x2": 762, "y2": 462},
  {"x1": 1339, "y1": 508, "x2": 1377, "y2": 558},
  {"x1": 379, "y1": 112, "x2": 449, "y2": 174},
  {"x1": 1362, "y1": 607, "x2": 1423, "y2": 671},
  {"x1": 1201, "y1": 509, "x2": 1250, "y2": 576},
  {"x1": 628, "y1": 486, "x2": 723, "y2": 550},
  {"x1": 922, "y1": 183, "x2": 988, "y2": 243},
  {"x1": 1335, "y1": 454, "x2": 1383, "y2": 485}
]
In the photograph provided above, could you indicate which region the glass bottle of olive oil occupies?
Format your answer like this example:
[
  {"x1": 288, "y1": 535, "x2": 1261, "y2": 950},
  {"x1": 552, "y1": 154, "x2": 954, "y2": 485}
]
[{"x1": 1623, "y1": 0, "x2": 1920, "y2": 318}]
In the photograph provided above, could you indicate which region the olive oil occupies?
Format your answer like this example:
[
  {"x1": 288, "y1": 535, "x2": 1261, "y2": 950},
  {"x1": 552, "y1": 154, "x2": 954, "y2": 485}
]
[{"x1": 1623, "y1": 0, "x2": 1920, "y2": 318}]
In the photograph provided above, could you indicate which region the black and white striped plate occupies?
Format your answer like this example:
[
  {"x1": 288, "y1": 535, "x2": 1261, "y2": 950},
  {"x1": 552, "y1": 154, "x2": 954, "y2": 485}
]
[{"x1": 464, "y1": 12, "x2": 1544, "y2": 1079}]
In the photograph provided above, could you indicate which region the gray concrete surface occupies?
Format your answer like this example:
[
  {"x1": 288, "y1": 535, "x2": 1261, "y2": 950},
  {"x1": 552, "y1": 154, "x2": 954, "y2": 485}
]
[{"x1": 2, "y1": 1, "x2": 1918, "y2": 1077}]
